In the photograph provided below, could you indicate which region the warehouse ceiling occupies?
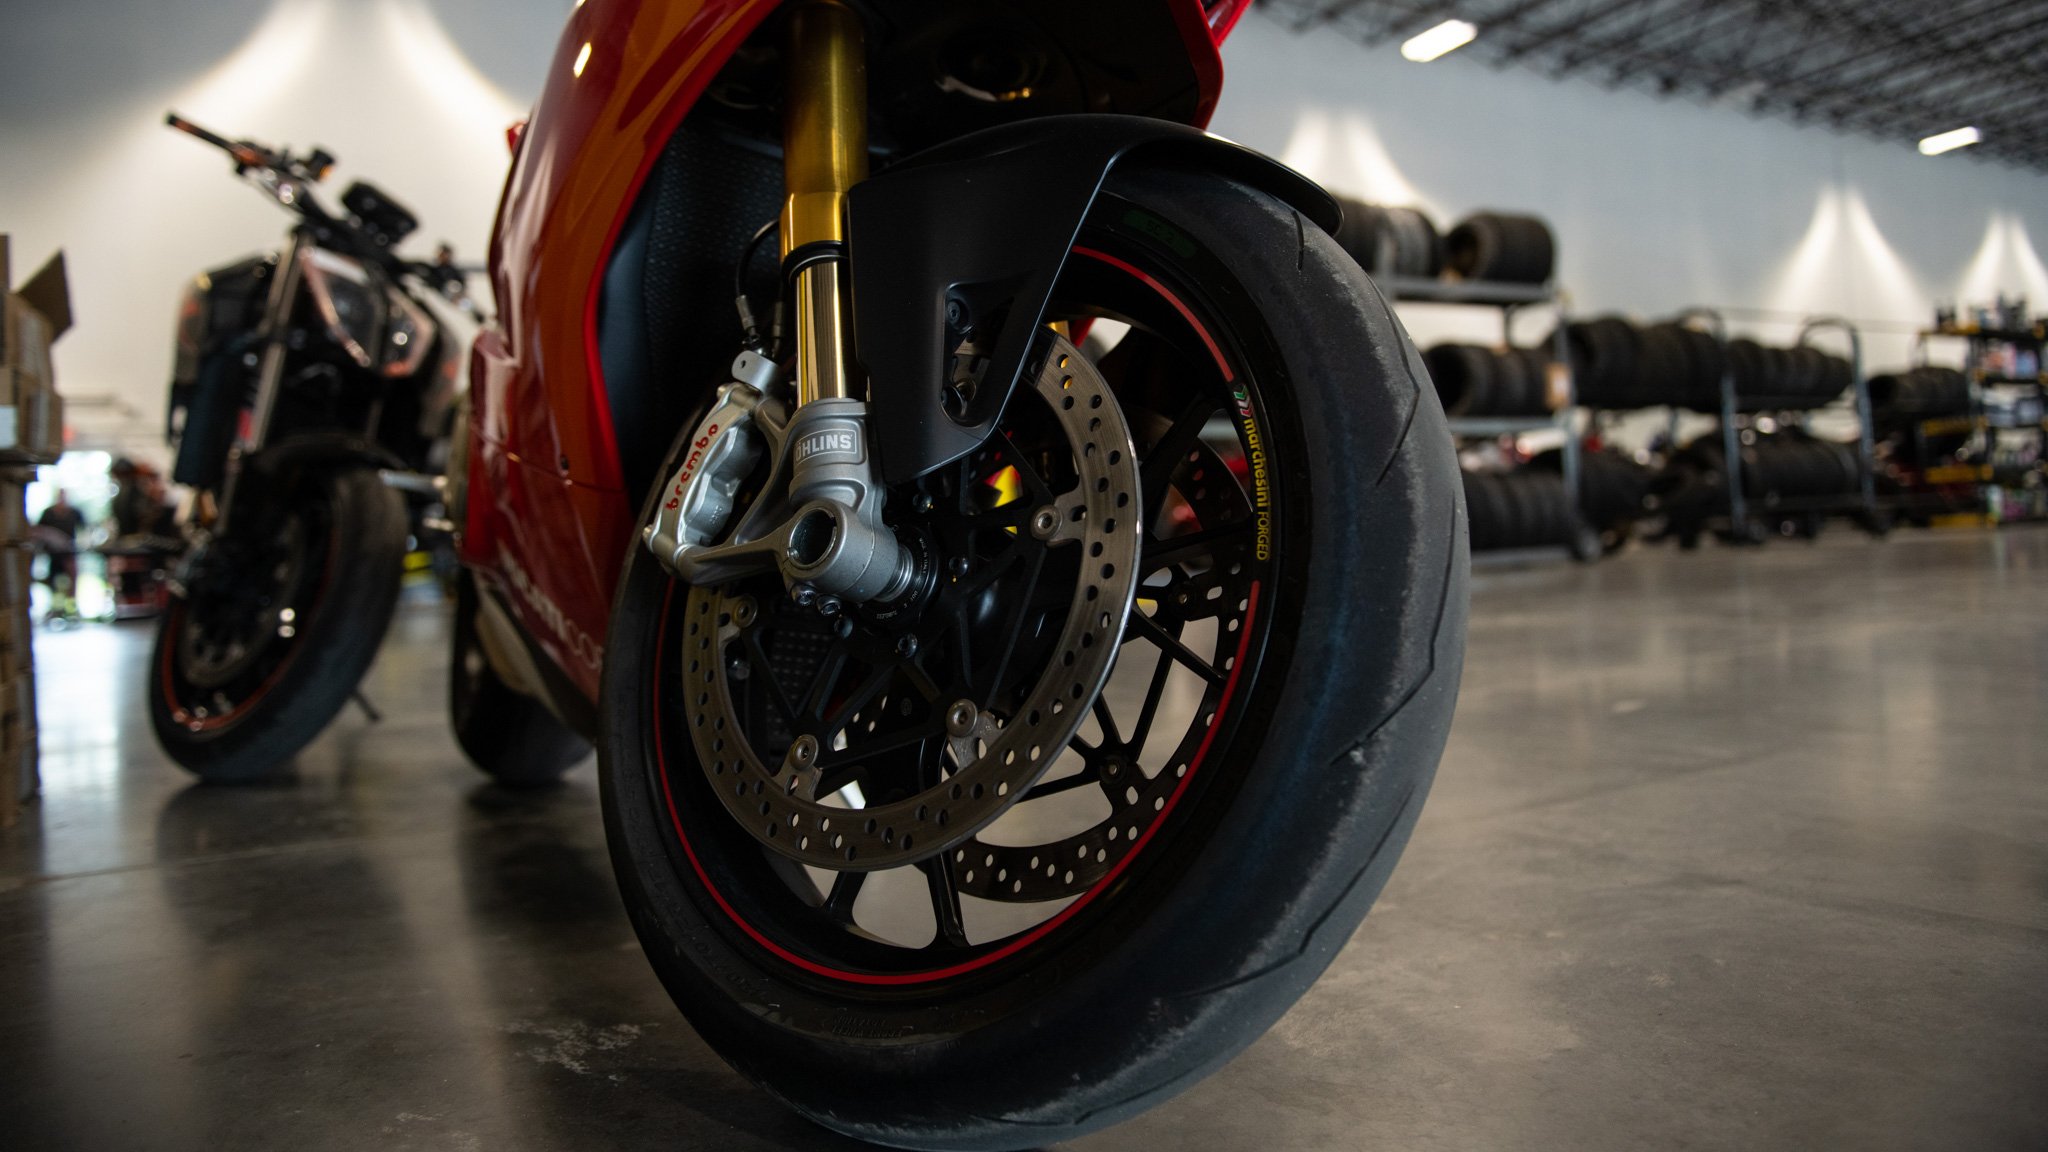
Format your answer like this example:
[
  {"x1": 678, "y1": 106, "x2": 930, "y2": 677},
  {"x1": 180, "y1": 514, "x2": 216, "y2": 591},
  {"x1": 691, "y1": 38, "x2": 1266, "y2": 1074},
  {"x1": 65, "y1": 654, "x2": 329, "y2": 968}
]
[{"x1": 1260, "y1": 0, "x2": 2048, "y2": 170}]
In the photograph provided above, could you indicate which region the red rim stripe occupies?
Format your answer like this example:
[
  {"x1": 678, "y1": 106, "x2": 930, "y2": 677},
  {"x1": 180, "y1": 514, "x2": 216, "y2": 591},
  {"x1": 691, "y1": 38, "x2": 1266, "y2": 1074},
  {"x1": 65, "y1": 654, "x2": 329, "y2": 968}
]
[
  {"x1": 1071, "y1": 246, "x2": 1235, "y2": 382},
  {"x1": 655, "y1": 580, "x2": 1260, "y2": 986},
  {"x1": 652, "y1": 241, "x2": 1257, "y2": 985}
]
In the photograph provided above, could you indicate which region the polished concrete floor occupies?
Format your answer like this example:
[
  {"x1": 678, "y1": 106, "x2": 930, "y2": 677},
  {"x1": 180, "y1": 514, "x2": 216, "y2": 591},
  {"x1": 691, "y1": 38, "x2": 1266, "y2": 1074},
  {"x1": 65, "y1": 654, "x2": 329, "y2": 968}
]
[{"x1": 4, "y1": 529, "x2": 2047, "y2": 1151}]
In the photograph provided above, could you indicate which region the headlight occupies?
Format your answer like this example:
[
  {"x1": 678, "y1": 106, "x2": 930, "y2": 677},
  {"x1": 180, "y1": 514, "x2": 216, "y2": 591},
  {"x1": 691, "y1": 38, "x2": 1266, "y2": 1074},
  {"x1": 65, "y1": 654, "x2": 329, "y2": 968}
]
[
  {"x1": 380, "y1": 289, "x2": 437, "y2": 379},
  {"x1": 299, "y1": 248, "x2": 380, "y2": 369}
]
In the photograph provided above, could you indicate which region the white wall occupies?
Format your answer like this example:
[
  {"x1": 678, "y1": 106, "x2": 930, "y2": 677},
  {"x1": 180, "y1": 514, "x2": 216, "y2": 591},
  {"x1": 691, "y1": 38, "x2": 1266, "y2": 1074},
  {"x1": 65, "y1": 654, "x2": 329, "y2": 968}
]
[
  {"x1": 0, "y1": 0, "x2": 563, "y2": 464},
  {"x1": 1211, "y1": 13, "x2": 2048, "y2": 372},
  {"x1": 7, "y1": 2, "x2": 2047, "y2": 460}
]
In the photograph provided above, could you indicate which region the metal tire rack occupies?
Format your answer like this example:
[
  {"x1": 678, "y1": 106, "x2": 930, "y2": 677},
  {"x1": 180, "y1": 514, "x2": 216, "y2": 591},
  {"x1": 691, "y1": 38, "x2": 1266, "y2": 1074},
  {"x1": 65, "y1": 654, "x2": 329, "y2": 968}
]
[
  {"x1": 1378, "y1": 276, "x2": 1596, "y2": 561},
  {"x1": 1681, "y1": 309, "x2": 1881, "y2": 543}
]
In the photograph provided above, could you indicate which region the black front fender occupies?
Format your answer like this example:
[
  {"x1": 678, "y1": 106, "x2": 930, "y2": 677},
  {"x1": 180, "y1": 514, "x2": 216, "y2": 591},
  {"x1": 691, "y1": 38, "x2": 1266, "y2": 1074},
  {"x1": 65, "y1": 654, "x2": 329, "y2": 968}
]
[{"x1": 848, "y1": 114, "x2": 1338, "y2": 484}]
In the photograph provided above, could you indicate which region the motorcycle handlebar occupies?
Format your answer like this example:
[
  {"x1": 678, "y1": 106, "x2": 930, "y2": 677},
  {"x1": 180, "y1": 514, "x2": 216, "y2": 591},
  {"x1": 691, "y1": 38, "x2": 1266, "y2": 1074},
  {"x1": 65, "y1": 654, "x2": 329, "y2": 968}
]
[{"x1": 165, "y1": 111, "x2": 273, "y2": 170}]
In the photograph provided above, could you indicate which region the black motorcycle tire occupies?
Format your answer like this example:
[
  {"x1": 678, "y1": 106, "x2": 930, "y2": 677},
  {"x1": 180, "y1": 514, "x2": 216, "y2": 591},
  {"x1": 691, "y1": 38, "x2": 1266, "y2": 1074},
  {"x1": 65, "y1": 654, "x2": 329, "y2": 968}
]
[
  {"x1": 449, "y1": 571, "x2": 591, "y2": 787},
  {"x1": 599, "y1": 165, "x2": 1468, "y2": 1150},
  {"x1": 150, "y1": 467, "x2": 406, "y2": 782}
]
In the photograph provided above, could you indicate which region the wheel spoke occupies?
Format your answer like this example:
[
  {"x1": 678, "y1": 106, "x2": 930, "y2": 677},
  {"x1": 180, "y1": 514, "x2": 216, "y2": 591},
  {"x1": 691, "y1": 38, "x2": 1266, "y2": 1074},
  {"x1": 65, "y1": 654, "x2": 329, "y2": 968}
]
[
  {"x1": 819, "y1": 659, "x2": 896, "y2": 737},
  {"x1": 1142, "y1": 395, "x2": 1222, "y2": 523},
  {"x1": 990, "y1": 428, "x2": 1061, "y2": 510},
  {"x1": 1127, "y1": 610, "x2": 1225, "y2": 684},
  {"x1": 1018, "y1": 763, "x2": 1101, "y2": 802},
  {"x1": 1144, "y1": 524, "x2": 1253, "y2": 574},
  {"x1": 1090, "y1": 695, "x2": 1123, "y2": 750},
  {"x1": 800, "y1": 645, "x2": 850, "y2": 723},
  {"x1": 920, "y1": 857, "x2": 970, "y2": 949},
  {"x1": 740, "y1": 631, "x2": 804, "y2": 728},
  {"x1": 836, "y1": 718, "x2": 946, "y2": 763},
  {"x1": 821, "y1": 871, "x2": 865, "y2": 923},
  {"x1": 1124, "y1": 643, "x2": 1177, "y2": 755},
  {"x1": 974, "y1": 547, "x2": 1047, "y2": 700},
  {"x1": 896, "y1": 656, "x2": 946, "y2": 704}
]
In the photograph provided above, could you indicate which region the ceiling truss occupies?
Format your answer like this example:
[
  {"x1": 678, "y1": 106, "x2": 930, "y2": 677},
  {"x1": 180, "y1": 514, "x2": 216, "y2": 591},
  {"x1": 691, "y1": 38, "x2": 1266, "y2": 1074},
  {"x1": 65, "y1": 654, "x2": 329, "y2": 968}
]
[{"x1": 1260, "y1": 0, "x2": 2048, "y2": 170}]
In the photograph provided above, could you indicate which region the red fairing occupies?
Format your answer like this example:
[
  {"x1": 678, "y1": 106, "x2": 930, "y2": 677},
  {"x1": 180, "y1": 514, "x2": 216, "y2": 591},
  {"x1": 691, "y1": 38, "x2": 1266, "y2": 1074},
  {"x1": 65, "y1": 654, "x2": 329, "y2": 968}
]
[
  {"x1": 1173, "y1": 0, "x2": 1229, "y2": 128},
  {"x1": 1206, "y1": 0, "x2": 1252, "y2": 43},
  {"x1": 464, "y1": 0, "x2": 1228, "y2": 705},
  {"x1": 461, "y1": 0, "x2": 780, "y2": 701}
]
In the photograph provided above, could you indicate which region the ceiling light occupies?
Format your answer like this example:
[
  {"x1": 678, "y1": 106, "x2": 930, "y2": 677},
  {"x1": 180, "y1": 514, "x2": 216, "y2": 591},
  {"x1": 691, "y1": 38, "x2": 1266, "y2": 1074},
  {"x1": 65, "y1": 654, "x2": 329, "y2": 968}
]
[
  {"x1": 1402, "y1": 20, "x2": 1478, "y2": 63},
  {"x1": 1919, "y1": 126, "x2": 1981, "y2": 156}
]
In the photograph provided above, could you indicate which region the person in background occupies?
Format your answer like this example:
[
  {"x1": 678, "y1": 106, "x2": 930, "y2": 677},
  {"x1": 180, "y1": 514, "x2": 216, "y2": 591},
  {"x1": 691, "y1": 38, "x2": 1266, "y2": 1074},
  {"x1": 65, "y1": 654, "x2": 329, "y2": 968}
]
[
  {"x1": 32, "y1": 489, "x2": 84, "y2": 622},
  {"x1": 110, "y1": 459, "x2": 176, "y2": 540}
]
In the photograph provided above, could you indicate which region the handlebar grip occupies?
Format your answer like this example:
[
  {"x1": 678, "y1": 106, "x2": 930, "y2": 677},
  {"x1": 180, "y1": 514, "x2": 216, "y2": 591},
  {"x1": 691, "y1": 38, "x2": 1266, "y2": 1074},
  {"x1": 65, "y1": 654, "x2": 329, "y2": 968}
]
[{"x1": 165, "y1": 111, "x2": 267, "y2": 167}]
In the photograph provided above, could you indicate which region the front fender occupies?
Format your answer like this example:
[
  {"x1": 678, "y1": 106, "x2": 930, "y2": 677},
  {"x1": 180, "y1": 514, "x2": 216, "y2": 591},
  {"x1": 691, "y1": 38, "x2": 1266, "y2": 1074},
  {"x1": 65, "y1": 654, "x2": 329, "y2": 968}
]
[{"x1": 848, "y1": 114, "x2": 1338, "y2": 484}]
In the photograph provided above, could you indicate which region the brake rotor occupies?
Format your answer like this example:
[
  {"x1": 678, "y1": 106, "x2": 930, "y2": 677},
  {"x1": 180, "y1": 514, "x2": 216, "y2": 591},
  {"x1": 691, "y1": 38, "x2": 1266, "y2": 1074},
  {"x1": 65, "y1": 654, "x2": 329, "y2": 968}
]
[
  {"x1": 177, "y1": 514, "x2": 309, "y2": 689},
  {"x1": 944, "y1": 437, "x2": 1256, "y2": 902},
  {"x1": 681, "y1": 335, "x2": 1142, "y2": 871}
]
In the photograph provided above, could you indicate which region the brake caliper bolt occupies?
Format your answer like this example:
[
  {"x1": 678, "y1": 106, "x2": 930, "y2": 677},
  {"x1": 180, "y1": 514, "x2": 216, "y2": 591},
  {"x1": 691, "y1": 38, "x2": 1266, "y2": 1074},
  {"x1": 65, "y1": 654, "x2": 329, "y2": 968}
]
[
  {"x1": 790, "y1": 583, "x2": 817, "y2": 607},
  {"x1": 817, "y1": 595, "x2": 843, "y2": 618}
]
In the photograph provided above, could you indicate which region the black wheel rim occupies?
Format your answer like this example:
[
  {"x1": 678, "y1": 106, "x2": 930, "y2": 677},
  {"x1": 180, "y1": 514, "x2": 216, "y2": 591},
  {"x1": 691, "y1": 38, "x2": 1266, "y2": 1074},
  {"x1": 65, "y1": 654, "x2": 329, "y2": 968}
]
[
  {"x1": 646, "y1": 215, "x2": 1286, "y2": 987},
  {"x1": 160, "y1": 497, "x2": 334, "y2": 733}
]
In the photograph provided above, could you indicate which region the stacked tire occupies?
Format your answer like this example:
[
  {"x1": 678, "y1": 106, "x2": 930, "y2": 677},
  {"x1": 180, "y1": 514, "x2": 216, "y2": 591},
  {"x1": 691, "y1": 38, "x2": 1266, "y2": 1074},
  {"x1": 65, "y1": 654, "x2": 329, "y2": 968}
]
[
  {"x1": 1532, "y1": 448, "x2": 1652, "y2": 538},
  {"x1": 1445, "y1": 213, "x2": 1555, "y2": 285},
  {"x1": 1868, "y1": 366, "x2": 1969, "y2": 423},
  {"x1": 1740, "y1": 437, "x2": 1861, "y2": 501},
  {"x1": 1561, "y1": 317, "x2": 1726, "y2": 410},
  {"x1": 1562, "y1": 318, "x2": 1848, "y2": 413},
  {"x1": 1462, "y1": 469, "x2": 1579, "y2": 551},
  {"x1": 1332, "y1": 198, "x2": 1442, "y2": 278},
  {"x1": 1726, "y1": 340, "x2": 1854, "y2": 411},
  {"x1": 1425, "y1": 344, "x2": 1555, "y2": 416},
  {"x1": 1663, "y1": 433, "x2": 1860, "y2": 508}
]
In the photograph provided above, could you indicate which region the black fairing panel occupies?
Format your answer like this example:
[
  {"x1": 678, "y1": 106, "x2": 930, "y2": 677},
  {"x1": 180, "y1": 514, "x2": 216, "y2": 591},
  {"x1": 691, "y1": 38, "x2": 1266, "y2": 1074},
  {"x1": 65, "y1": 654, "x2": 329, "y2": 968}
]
[
  {"x1": 846, "y1": 114, "x2": 1339, "y2": 484},
  {"x1": 597, "y1": 125, "x2": 783, "y2": 503}
]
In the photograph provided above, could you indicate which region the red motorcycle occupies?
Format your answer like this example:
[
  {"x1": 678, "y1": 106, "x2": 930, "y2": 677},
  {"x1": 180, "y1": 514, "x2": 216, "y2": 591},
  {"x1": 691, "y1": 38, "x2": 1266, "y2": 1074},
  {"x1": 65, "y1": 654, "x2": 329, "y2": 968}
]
[{"x1": 451, "y1": 1, "x2": 1467, "y2": 1145}]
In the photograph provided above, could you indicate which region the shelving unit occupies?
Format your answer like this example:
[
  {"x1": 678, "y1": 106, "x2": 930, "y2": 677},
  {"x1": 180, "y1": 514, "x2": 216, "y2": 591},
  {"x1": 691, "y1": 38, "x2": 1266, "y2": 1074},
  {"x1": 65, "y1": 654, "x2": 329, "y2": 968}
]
[
  {"x1": 1380, "y1": 276, "x2": 1593, "y2": 559},
  {"x1": 1680, "y1": 310, "x2": 1881, "y2": 543},
  {"x1": 1909, "y1": 324, "x2": 2048, "y2": 524}
]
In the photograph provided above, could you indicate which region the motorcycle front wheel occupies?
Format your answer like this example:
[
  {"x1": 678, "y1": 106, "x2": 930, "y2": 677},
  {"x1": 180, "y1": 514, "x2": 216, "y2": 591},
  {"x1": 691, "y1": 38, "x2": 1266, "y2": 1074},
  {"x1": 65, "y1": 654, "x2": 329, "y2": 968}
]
[
  {"x1": 150, "y1": 466, "x2": 407, "y2": 782},
  {"x1": 599, "y1": 166, "x2": 1468, "y2": 1150}
]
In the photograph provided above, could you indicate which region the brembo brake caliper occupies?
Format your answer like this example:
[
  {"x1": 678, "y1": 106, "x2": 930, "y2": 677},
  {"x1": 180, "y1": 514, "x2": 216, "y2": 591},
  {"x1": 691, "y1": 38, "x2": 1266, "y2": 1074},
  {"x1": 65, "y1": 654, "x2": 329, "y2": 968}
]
[{"x1": 644, "y1": 350, "x2": 917, "y2": 607}]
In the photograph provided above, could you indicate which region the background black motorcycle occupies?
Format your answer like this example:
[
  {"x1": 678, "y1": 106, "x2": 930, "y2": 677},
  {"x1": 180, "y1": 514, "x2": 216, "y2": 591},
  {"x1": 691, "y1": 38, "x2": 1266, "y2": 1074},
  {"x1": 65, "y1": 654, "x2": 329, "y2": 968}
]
[{"x1": 152, "y1": 113, "x2": 467, "y2": 782}]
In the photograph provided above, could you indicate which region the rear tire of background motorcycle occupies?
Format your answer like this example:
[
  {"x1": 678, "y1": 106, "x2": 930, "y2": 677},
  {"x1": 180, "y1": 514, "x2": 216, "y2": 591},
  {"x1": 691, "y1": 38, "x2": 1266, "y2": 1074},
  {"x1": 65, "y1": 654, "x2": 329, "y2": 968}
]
[
  {"x1": 149, "y1": 467, "x2": 406, "y2": 782},
  {"x1": 598, "y1": 166, "x2": 1468, "y2": 1150},
  {"x1": 449, "y1": 571, "x2": 590, "y2": 787}
]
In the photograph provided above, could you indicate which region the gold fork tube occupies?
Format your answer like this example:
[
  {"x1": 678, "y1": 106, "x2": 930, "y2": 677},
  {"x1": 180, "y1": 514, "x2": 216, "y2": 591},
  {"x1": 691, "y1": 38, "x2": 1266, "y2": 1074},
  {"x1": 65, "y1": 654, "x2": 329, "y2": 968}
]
[{"x1": 782, "y1": 0, "x2": 867, "y2": 406}]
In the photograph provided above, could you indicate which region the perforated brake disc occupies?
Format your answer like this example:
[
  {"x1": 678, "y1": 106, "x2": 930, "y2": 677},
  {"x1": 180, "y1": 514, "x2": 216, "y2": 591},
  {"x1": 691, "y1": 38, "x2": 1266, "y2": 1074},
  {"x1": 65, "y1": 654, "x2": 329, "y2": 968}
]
[
  {"x1": 942, "y1": 438, "x2": 1257, "y2": 903},
  {"x1": 679, "y1": 336, "x2": 1143, "y2": 872}
]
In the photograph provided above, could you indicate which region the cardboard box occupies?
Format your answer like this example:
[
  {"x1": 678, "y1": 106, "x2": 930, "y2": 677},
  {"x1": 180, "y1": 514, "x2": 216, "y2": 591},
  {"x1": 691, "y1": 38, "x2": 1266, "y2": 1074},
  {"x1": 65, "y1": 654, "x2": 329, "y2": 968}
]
[
  {"x1": 0, "y1": 388, "x2": 63, "y2": 462},
  {"x1": 0, "y1": 671, "x2": 24, "y2": 828},
  {"x1": 0, "y1": 237, "x2": 71, "y2": 466},
  {"x1": 0, "y1": 482, "x2": 23, "y2": 547},
  {"x1": 0, "y1": 544, "x2": 28, "y2": 610}
]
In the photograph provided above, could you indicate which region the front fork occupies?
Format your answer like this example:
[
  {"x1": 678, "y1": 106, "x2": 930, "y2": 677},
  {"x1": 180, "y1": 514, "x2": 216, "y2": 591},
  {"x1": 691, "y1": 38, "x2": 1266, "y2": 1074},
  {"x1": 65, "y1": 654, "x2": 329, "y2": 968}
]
[{"x1": 645, "y1": 0, "x2": 915, "y2": 606}]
